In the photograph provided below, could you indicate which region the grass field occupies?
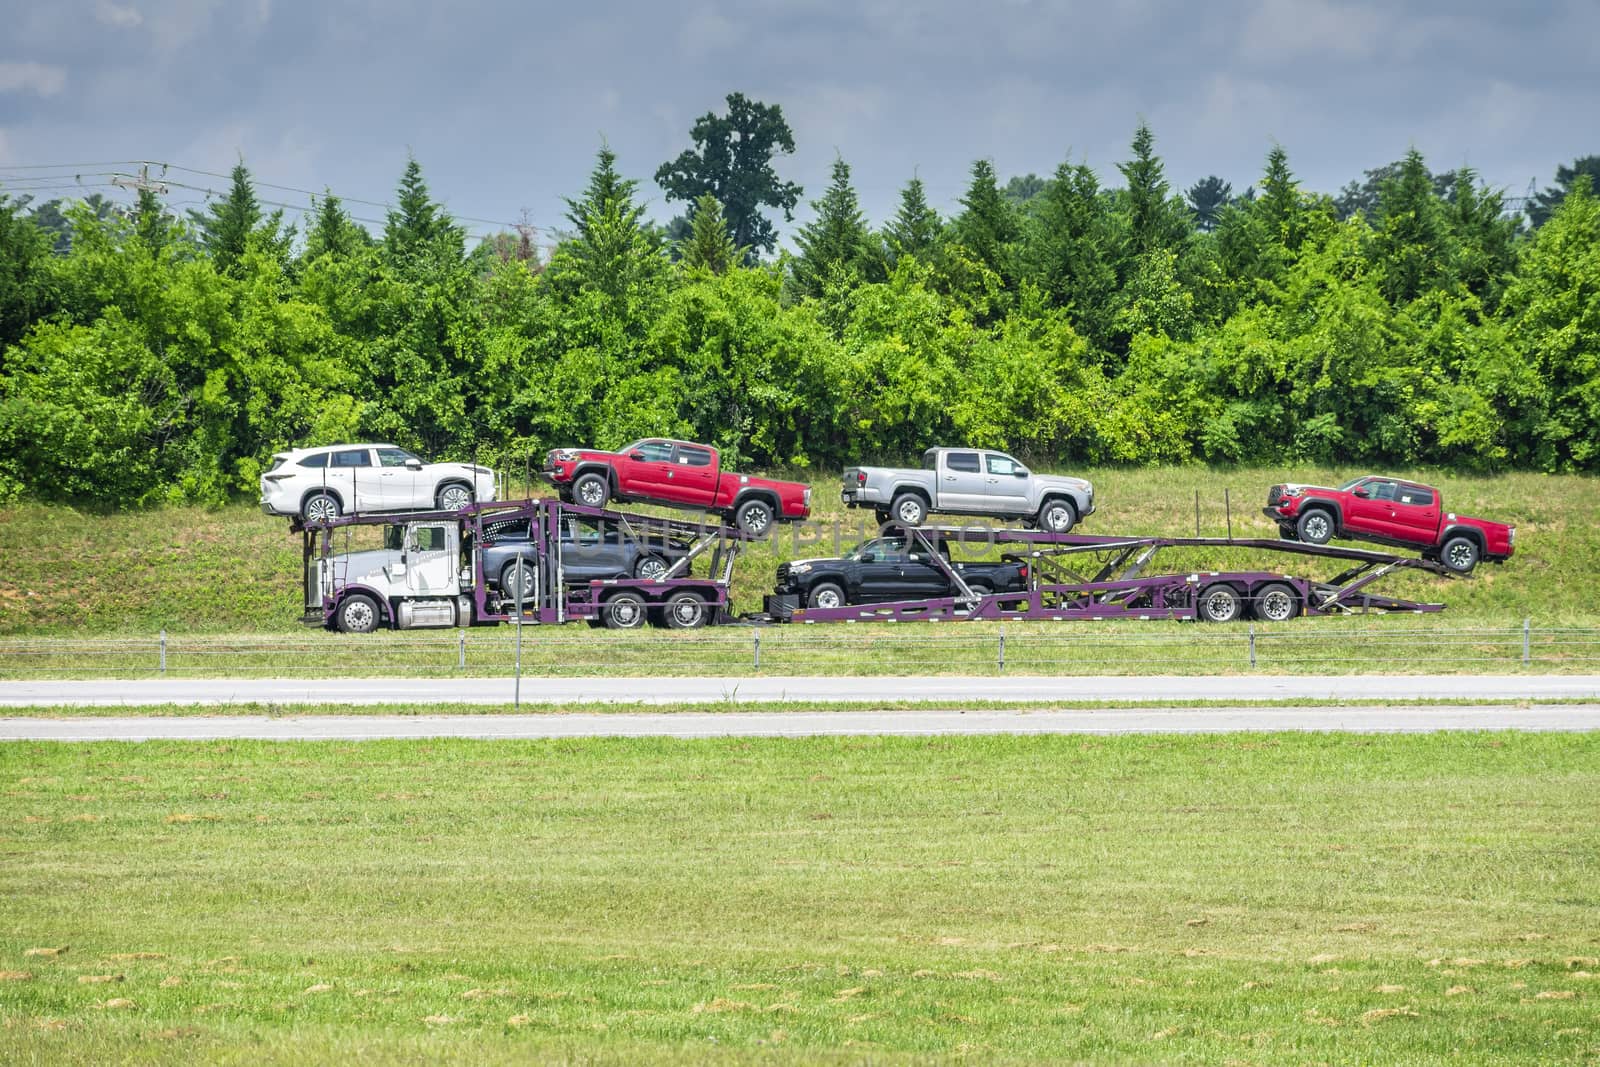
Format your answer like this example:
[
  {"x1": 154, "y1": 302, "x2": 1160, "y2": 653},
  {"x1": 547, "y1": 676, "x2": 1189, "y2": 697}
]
[{"x1": 2, "y1": 733, "x2": 1596, "y2": 1064}]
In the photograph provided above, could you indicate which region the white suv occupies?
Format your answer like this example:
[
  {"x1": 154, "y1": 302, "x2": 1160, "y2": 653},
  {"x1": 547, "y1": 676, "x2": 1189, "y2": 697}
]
[{"x1": 260, "y1": 444, "x2": 498, "y2": 522}]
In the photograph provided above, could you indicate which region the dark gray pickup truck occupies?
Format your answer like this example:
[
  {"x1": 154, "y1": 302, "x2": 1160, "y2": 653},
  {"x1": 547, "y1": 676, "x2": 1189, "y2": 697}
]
[{"x1": 771, "y1": 534, "x2": 1029, "y2": 609}]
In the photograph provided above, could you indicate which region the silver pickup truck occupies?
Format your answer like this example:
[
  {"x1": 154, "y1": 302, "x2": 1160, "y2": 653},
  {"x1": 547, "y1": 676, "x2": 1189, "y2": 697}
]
[{"x1": 842, "y1": 447, "x2": 1095, "y2": 532}]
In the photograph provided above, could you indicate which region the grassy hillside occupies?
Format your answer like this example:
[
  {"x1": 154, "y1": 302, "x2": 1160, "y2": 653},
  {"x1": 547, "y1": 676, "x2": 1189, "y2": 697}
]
[
  {"x1": 1, "y1": 467, "x2": 1594, "y2": 636},
  {"x1": 3, "y1": 733, "x2": 1596, "y2": 1064}
]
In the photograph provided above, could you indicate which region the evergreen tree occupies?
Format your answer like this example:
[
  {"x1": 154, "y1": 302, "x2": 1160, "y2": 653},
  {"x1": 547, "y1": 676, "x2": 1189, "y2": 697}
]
[
  {"x1": 304, "y1": 191, "x2": 364, "y2": 261},
  {"x1": 678, "y1": 193, "x2": 742, "y2": 275},
  {"x1": 1526, "y1": 155, "x2": 1600, "y2": 228},
  {"x1": 1185, "y1": 175, "x2": 1233, "y2": 232},
  {"x1": 1255, "y1": 145, "x2": 1310, "y2": 251},
  {"x1": 655, "y1": 92, "x2": 803, "y2": 258},
  {"x1": 132, "y1": 187, "x2": 171, "y2": 251},
  {"x1": 0, "y1": 191, "x2": 57, "y2": 358},
  {"x1": 951, "y1": 159, "x2": 1019, "y2": 283},
  {"x1": 383, "y1": 156, "x2": 463, "y2": 263},
  {"x1": 1371, "y1": 148, "x2": 1457, "y2": 304},
  {"x1": 556, "y1": 145, "x2": 668, "y2": 301},
  {"x1": 1116, "y1": 122, "x2": 1191, "y2": 256},
  {"x1": 1019, "y1": 161, "x2": 1118, "y2": 347},
  {"x1": 789, "y1": 155, "x2": 871, "y2": 300},
  {"x1": 190, "y1": 162, "x2": 260, "y2": 275},
  {"x1": 882, "y1": 176, "x2": 942, "y2": 266},
  {"x1": 1445, "y1": 167, "x2": 1517, "y2": 309}
]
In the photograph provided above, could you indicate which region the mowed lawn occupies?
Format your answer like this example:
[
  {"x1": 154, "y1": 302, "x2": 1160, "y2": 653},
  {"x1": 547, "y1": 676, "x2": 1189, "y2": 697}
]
[{"x1": 2, "y1": 733, "x2": 1596, "y2": 1064}]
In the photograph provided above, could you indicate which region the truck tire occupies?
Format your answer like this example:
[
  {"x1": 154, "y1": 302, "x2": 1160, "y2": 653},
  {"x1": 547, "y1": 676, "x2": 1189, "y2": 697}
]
[
  {"x1": 633, "y1": 554, "x2": 669, "y2": 581},
  {"x1": 500, "y1": 559, "x2": 536, "y2": 603},
  {"x1": 303, "y1": 491, "x2": 340, "y2": 524},
  {"x1": 734, "y1": 498, "x2": 775, "y2": 537},
  {"x1": 336, "y1": 594, "x2": 380, "y2": 634},
  {"x1": 603, "y1": 591, "x2": 647, "y2": 630},
  {"x1": 1252, "y1": 582, "x2": 1300, "y2": 622},
  {"x1": 1441, "y1": 535, "x2": 1480, "y2": 575},
  {"x1": 662, "y1": 591, "x2": 708, "y2": 630},
  {"x1": 573, "y1": 472, "x2": 609, "y2": 509},
  {"x1": 807, "y1": 582, "x2": 846, "y2": 610},
  {"x1": 965, "y1": 581, "x2": 993, "y2": 598},
  {"x1": 1037, "y1": 498, "x2": 1077, "y2": 534},
  {"x1": 891, "y1": 493, "x2": 928, "y2": 526},
  {"x1": 1296, "y1": 508, "x2": 1335, "y2": 545},
  {"x1": 1196, "y1": 584, "x2": 1242, "y2": 623}
]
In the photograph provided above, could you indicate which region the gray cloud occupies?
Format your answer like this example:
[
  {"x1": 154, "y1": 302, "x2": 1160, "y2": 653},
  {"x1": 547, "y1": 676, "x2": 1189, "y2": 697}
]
[{"x1": 2, "y1": 0, "x2": 1594, "y2": 242}]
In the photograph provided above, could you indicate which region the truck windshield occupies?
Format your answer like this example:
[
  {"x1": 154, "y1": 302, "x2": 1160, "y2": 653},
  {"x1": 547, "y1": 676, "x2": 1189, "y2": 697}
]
[
  {"x1": 848, "y1": 538, "x2": 903, "y2": 560},
  {"x1": 1338, "y1": 477, "x2": 1369, "y2": 491}
]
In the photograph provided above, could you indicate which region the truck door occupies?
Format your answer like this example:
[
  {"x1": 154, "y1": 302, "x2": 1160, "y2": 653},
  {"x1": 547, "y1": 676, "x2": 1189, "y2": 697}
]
[
  {"x1": 670, "y1": 443, "x2": 720, "y2": 507},
  {"x1": 328, "y1": 447, "x2": 377, "y2": 512},
  {"x1": 619, "y1": 439, "x2": 678, "y2": 501},
  {"x1": 938, "y1": 451, "x2": 987, "y2": 511},
  {"x1": 375, "y1": 447, "x2": 421, "y2": 509},
  {"x1": 1347, "y1": 478, "x2": 1401, "y2": 539},
  {"x1": 982, "y1": 452, "x2": 1032, "y2": 516},
  {"x1": 1391, "y1": 484, "x2": 1441, "y2": 546},
  {"x1": 855, "y1": 538, "x2": 912, "y2": 602},
  {"x1": 404, "y1": 523, "x2": 458, "y2": 595}
]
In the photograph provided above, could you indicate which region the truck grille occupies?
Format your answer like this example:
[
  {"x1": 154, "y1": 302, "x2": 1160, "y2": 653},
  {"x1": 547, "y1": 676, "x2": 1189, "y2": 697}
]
[
  {"x1": 775, "y1": 563, "x2": 791, "y2": 583},
  {"x1": 1267, "y1": 486, "x2": 1283, "y2": 506}
]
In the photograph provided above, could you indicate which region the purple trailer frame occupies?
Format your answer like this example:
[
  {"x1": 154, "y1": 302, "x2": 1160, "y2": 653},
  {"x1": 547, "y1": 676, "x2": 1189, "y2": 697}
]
[
  {"x1": 300, "y1": 498, "x2": 749, "y2": 630},
  {"x1": 764, "y1": 525, "x2": 1447, "y2": 625}
]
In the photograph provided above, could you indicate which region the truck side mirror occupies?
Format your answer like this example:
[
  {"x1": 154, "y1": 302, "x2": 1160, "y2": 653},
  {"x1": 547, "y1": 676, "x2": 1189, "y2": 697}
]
[
  {"x1": 1013, "y1": 468, "x2": 1028, "y2": 477},
  {"x1": 628, "y1": 451, "x2": 646, "y2": 462},
  {"x1": 405, "y1": 458, "x2": 422, "y2": 471},
  {"x1": 1353, "y1": 487, "x2": 1370, "y2": 498},
  {"x1": 859, "y1": 552, "x2": 876, "y2": 563}
]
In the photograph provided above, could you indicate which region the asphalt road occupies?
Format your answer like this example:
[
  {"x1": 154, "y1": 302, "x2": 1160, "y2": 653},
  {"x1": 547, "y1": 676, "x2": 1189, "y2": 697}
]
[
  {"x1": 4, "y1": 705, "x2": 1598, "y2": 741},
  {"x1": 3, "y1": 674, "x2": 1600, "y2": 707}
]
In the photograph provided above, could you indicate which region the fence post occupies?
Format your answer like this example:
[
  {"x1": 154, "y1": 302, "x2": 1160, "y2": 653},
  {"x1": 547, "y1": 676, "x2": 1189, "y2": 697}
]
[
  {"x1": 458, "y1": 628, "x2": 466, "y2": 670},
  {"x1": 753, "y1": 629, "x2": 761, "y2": 671},
  {"x1": 1522, "y1": 617, "x2": 1531, "y2": 666},
  {"x1": 159, "y1": 629, "x2": 167, "y2": 675},
  {"x1": 998, "y1": 624, "x2": 1006, "y2": 673},
  {"x1": 1248, "y1": 624, "x2": 1256, "y2": 669}
]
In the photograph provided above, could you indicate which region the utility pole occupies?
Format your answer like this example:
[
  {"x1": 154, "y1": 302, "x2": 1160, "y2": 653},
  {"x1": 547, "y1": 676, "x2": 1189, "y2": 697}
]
[{"x1": 111, "y1": 162, "x2": 170, "y2": 196}]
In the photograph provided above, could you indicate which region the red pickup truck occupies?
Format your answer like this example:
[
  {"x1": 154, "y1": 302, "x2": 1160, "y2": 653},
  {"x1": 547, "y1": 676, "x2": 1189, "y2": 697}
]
[
  {"x1": 544, "y1": 439, "x2": 811, "y2": 536},
  {"x1": 1264, "y1": 475, "x2": 1514, "y2": 574}
]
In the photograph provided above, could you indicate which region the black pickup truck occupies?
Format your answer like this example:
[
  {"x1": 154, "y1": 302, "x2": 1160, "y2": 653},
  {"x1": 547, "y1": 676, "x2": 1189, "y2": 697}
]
[{"x1": 771, "y1": 535, "x2": 1029, "y2": 610}]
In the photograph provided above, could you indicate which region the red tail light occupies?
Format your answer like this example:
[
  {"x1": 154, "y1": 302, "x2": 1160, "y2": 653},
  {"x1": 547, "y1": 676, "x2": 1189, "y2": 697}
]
[
  {"x1": 856, "y1": 471, "x2": 866, "y2": 484},
  {"x1": 1020, "y1": 564, "x2": 1029, "y2": 580}
]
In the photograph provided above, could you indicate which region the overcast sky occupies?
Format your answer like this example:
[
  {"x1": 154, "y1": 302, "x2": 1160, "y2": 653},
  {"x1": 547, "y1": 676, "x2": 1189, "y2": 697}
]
[{"x1": 2, "y1": 0, "x2": 1595, "y2": 251}]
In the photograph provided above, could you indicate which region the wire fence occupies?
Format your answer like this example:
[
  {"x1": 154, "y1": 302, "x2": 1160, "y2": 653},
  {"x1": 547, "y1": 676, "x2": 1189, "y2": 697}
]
[{"x1": 2, "y1": 621, "x2": 1598, "y2": 679}]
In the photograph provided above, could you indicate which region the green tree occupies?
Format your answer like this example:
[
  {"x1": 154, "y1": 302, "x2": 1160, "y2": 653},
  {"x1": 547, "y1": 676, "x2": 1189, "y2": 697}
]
[
  {"x1": 882, "y1": 177, "x2": 942, "y2": 267},
  {"x1": 304, "y1": 191, "x2": 367, "y2": 262},
  {"x1": 1116, "y1": 122, "x2": 1191, "y2": 257},
  {"x1": 789, "y1": 155, "x2": 872, "y2": 301},
  {"x1": 0, "y1": 191, "x2": 56, "y2": 357},
  {"x1": 383, "y1": 155, "x2": 464, "y2": 264},
  {"x1": 1185, "y1": 175, "x2": 1233, "y2": 232},
  {"x1": 951, "y1": 159, "x2": 1020, "y2": 285},
  {"x1": 1525, "y1": 155, "x2": 1600, "y2": 228},
  {"x1": 1444, "y1": 167, "x2": 1517, "y2": 309},
  {"x1": 189, "y1": 162, "x2": 261, "y2": 276},
  {"x1": 1371, "y1": 148, "x2": 1457, "y2": 304},
  {"x1": 1018, "y1": 161, "x2": 1118, "y2": 349},
  {"x1": 132, "y1": 187, "x2": 172, "y2": 252},
  {"x1": 655, "y1": 92, "x2": 803, "y2": 258},
  {"x1": 552, "y1": 145, "x2": 670, "y2": 303},
  {"x1": 678, "y1": 193, "x2": 742, "y2": 275}
]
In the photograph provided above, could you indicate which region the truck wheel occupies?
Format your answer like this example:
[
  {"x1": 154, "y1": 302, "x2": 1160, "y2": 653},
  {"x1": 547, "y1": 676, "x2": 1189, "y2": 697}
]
[
  {"x1": 1441, "y1": 536, "x2": 1480, "y2": 575},
  {"x1": 662, "y1": 592, "x2": 708, "y2": 630},
  {"x1": 1252, "y1": 582, "x2": 1300, "y2": 622},
  {"x1": 603, "y1": 592, "x2": 647, "y2": 630},
  {"x1": 1296, "y1": 509, "x2": 1334, "y2": 545},
  {"x1": 965, "y1": 581, "x2": 992, "y2": 599},
  {"x1": 807, "y1": 582, "x2": 846, "y2": 610},
  {"x1": 436, "y1": 482, "x2": 473, "y2": 511},
  {"x1": 573, "y1": 472, "x2": 609, "y2": 509},
  {"x1": 891, "y1": 493, "x2": 928, "y2": 526},
  {"x1": 1038, "y1": 499, "x2": 1077, "y2": 534},
  {"x1": 303, "y1": 492, "x2": 340, "y2": 524},
  {"x1": 336, "y1": 594, "x2": 380, "y2": 634},
  {"x1": 1196, "y1": 584, "x2": 1242, "y2": 623},
  {"x1": 500, "y1": 560, "x2": 536, "y2": 603},
  {"x1": 634, "y1": 555, "x2": 669, "y2": 581},
  {"x1": 734, "y1": 498, "x2": 775, "y2": 537}
]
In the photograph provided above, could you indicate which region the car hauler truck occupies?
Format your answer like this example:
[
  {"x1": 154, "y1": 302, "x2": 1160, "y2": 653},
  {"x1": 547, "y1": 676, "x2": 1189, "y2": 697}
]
[{"x1": 299, "y1": 502, "x2": 1449, "y2": 633}]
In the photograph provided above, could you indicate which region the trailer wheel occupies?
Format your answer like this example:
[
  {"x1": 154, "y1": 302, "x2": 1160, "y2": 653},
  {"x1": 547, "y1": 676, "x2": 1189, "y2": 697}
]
[
  {"x1": 336, "y1": 594, "x2": 380, "y2": 634},
  {"x1": 1037, "y1": 499, "x2": 1078, "y2": 534},
  {"x1": 1252, "y1": 582, "x2": 1300, "y2": 622},
  {"x1": 1296, "y1": 508, "x2": 1334, "y2": 545},
  {"x1": 891, "y1": 493, "x2": 928, "y2": 526},
  {"x1": 734, "y1": 498, "x2": 775, "y2": 537},
  {"x1": 807, "y1": 582, "x2": 846, "y2": 610},
  {"x1": 1441, "y1": 535, "x2": 1480, "y2": 575},
  {"x1": 603, "y1": 591, "x2": 647, "y2": 630},
  {"x1": 1197, "y1": 584, "x2": 1243, "y2": 623},
  {"x1": 573, "y1": 472, "x2": 609, "y2": 509},
  {"x1": 662, "y1": 592, "x2": 708, "y2": 630}
]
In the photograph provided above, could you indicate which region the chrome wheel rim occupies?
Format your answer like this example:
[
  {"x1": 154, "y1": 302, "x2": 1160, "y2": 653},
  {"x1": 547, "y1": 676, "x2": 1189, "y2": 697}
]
[
  {"x1": 1203, "y1": 590, "x2": 1238, "y2": 622},
  {"x1": 897, "y1": 499, "x2": 922, "y2": 524},
  {"x1": 1259, "y1": 590, "x2": 1293, "y2": 621},
  {"x1": 814, "y1": 589, "x2": 841, "y2": 609},
  {"x1": 507, "y1": 563, "x2": 535, "y2": 599},
  {"x1": 670, "y1": 598, "x2": 703, "y2": 627},
  {"x1": 1045, "y1": 504, "x2": 1070, "y2": 531},
  {"x1": 609, "y1": 599, "x2": 642, "y2": 627},
  {"x1": 342, "y1": 600, "x2": 374, "y2": 631},
  {"x1": 440, "y1": 485, "x2": 471, "y2": 511},
  {"x1": 306, "y1": 497, "x2": 337, "y2": 523},
  {"x1": 637, "y1": 558, "x2": 668, "y2": 581}
]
